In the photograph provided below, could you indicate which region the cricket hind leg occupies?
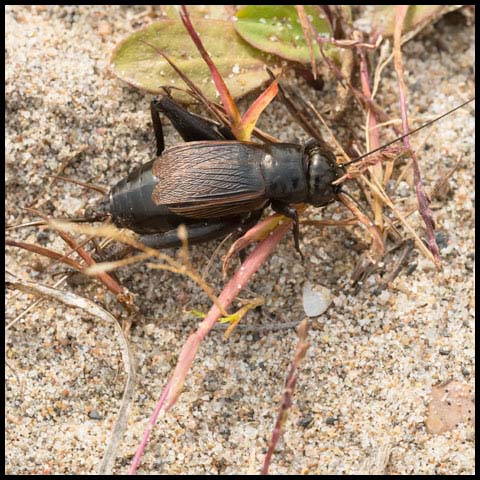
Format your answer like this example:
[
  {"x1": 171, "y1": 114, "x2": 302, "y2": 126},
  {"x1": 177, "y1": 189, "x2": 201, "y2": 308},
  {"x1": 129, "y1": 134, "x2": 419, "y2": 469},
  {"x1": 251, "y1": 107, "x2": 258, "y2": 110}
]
[
  {"x1": 142, "y1": 209, "x2": 264, "y2": 251},
  {"x1": 150, "y1": 94, "x2": 235, "y2": 155},
  {"x1": 95, "y1": 215, "x2": 256, "y2": 262},
  {"x1": 139, "y1": 216, "x2": 246, "y2": 250}
]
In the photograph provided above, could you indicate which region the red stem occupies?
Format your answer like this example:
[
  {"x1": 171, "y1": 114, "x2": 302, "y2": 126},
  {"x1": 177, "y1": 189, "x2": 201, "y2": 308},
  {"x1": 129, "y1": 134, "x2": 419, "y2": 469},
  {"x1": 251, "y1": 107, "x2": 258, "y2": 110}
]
[{"x1": 128, "y1": 219, "x2": 293, "y2": 473}]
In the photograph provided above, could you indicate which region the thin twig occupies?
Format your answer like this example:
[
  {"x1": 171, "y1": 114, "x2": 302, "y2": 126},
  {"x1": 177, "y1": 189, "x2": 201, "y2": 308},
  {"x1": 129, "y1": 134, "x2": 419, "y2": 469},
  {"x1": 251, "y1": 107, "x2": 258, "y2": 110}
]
[{"x1": 261, "y1": 319, "x2": 310, "y2": 474}]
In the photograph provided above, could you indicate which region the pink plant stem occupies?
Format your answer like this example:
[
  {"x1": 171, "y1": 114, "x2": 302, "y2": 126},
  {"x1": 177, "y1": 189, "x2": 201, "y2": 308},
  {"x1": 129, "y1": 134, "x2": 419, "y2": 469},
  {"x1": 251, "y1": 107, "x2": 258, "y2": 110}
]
[
  {"x1": 163, "y1": 219, "x2": 292, "y2": 411},
  {"x1": 261, "y1": 376, "x2": 297, "y2": 475},
  {"x1": 358, "y1": 44, "x2": 384, "y2": 229},
  {"x1": 393, "y1": 6, "x2": 440, "y2": 265},
  {"x1": 358, "y1": 47, "x2": 380, "y2": 152},
  {"x1": 127, "y1": 383, "x2": 171, "y2": 474},
  {"x1": 128, "y1": 219, "x2": 293, "y2": 474},
  {"x1": 261, "y1": 319, "x2": 309, "y2": 474}
]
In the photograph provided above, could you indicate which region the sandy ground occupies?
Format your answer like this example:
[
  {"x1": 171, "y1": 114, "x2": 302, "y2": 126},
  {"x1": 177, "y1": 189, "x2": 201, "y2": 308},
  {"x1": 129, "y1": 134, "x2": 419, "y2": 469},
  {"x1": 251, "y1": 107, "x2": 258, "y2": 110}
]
[{"x1": 5, "y1": 6, "x2": 475, "y2": 475}]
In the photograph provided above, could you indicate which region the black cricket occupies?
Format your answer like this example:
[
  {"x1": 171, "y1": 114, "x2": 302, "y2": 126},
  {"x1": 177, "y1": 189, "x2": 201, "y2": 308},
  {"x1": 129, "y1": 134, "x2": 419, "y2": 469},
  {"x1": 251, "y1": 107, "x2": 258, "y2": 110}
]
[{"x1": 89, "y1": 95, "x2": 343, "y2": 254}]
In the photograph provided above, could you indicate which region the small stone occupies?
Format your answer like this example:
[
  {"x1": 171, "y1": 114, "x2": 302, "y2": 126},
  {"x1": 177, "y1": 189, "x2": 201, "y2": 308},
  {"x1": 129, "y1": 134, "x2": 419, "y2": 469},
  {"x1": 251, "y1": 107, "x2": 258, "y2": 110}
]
[
  {"x1": 326, "y1": 416, "x2": 338, "y2": 425},
  {"x1": 302, "y1": 283, "x2": 332, "y2": 317},
  {"x1": 144, "y1": 323, "x2": 156, "y2": 336},
  {"x1": 297, "y1": 414, "x2": 314, "y2": 428},
  {"x1": 88, "y1": 410, "x2": 102, "y2": 420}
]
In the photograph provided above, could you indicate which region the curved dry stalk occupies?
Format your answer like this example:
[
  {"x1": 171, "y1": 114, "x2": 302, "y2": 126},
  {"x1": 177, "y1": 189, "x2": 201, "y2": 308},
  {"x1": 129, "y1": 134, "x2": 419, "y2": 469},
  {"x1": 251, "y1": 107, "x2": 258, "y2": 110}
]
[
  {"x1": 201, "y1": 232, "x2": 233, "y2": 280},
  {"x1": 6, "y1": 278, "x2": 136, "y2": 475},
  {"x1": 6, "y1": 274, "x2": 70, "y2": 329}
]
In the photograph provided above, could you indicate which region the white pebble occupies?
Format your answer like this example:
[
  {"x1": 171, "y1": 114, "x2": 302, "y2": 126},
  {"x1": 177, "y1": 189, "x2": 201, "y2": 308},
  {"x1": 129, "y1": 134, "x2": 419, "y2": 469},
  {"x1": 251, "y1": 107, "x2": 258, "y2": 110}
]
[{"x1": 302, "y1": 283, "x2": 332, "y2": 317}]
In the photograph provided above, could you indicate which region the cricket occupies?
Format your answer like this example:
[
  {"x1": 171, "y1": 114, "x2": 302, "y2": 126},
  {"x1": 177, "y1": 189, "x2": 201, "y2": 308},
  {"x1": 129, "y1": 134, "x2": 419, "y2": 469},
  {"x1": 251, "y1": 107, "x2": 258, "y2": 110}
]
[{"x1": 6, "y1": 6, "x2": 474, "y2": 475}]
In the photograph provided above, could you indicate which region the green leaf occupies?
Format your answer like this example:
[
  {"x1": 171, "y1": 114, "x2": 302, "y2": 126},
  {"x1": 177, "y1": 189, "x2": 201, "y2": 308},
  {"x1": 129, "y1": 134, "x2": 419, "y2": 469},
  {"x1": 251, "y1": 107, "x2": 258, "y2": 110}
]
[
  {"x1": 370, "y1": 5, "x2": 462, "y2": 38},
  {"x1": 110, "y1": 18, "x2": 278, "y2": 103},
  {"x1": 234, "y1": 5, "x2": 341, "y2": 64}
]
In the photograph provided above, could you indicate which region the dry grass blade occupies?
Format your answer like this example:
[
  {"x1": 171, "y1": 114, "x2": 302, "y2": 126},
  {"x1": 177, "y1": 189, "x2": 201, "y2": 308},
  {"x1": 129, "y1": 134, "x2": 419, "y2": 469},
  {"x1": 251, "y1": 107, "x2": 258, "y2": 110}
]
[
  {"x1": 393, "y1": 5, "x2": 440, "y2": 266},
  {"x1": 85, "y1": 253, "x2": 153, "y2": 275},
  {"x1": 337, "y1": 192, "x2": 384, "y2": 256},
  {"x1": 6, "y1": 278, "x2": 136, "y2": 475},
  {"x1": 296, "y1": 5, "x2": 317, "y2": 79},
  {"x1": 50, "y1": 220, "x2": 228, "y2": 317}
]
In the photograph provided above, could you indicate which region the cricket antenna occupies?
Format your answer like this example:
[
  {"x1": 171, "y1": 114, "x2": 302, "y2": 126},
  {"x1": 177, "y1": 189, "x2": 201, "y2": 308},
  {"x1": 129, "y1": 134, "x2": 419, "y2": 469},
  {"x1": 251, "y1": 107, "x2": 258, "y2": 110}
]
[{"x1": 341, "y1": 97, "x2": 474, "y2": 168}]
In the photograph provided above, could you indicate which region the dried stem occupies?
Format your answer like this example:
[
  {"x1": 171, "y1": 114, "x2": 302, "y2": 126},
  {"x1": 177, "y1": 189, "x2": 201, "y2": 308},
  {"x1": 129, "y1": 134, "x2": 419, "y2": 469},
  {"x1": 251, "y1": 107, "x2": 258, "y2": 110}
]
[
  {"x1": 393, "y1": 6, "x2": 440, "y2": 267},
  {"x1": 261, "y1": 319, "x2": 310, "y2": 474},
  {"x1": 51, "y1": 220, "x2": 228, "y2": 317},
  {"x1": 358, "y1": 42, "x2": 383, "y2": 230},
  {"x1": 296, "y1": 5, "x2": 317, "y2": 79},
  {"x1": 7, "y1": 278, "x2": 135, "y2": 475}
]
